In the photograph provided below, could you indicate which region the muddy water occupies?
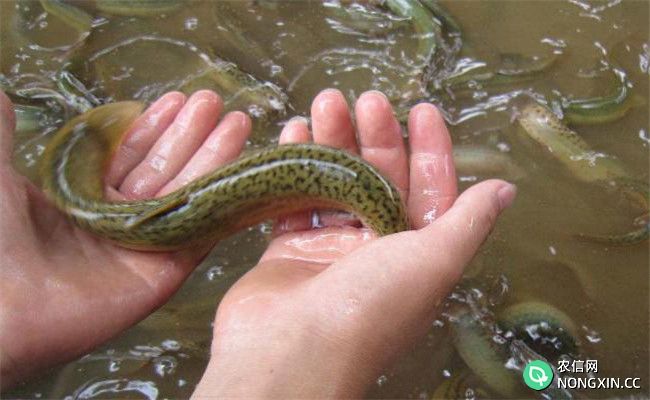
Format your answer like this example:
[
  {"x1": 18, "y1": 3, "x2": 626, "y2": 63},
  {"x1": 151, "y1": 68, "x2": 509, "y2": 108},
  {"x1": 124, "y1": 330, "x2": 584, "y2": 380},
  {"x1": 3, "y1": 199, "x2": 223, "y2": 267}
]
[{"x1": 1, "y1": 1, "x2": 648, "y2": 399}]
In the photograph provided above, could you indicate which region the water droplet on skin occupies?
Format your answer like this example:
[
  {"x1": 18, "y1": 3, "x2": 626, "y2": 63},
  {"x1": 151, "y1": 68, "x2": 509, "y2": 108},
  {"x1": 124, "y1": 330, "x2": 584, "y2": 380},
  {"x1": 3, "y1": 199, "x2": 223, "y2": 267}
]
[
  {"x1": 377, "y1": 375, "x2": 388, "y2": 386},
  {"x1": 442, "y1": 369, "x2": 451, "y2": 378},
  {"x1": 423, "y1": 209, "x2": 437, "y2": 224},
  {"x1": 344, "y1": 298, "x2": 360, "y2": 315}
]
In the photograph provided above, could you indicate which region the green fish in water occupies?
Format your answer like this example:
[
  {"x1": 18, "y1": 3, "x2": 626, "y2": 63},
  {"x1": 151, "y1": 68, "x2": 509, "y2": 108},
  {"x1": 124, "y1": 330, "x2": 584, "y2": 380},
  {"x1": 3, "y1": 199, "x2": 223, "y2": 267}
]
[{"x1": 516, "y1": 101, "x2": 649, "y2": 245}]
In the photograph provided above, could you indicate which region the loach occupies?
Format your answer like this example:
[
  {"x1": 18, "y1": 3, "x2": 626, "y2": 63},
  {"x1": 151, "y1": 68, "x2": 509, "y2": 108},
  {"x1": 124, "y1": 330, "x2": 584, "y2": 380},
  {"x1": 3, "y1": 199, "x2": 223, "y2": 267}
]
[
  {"x1": 39, "y1": 102, "x2": 409, "y2": 251},
  {"x1": 516, "y1": 101, "x2": 649, "y2": 245}
]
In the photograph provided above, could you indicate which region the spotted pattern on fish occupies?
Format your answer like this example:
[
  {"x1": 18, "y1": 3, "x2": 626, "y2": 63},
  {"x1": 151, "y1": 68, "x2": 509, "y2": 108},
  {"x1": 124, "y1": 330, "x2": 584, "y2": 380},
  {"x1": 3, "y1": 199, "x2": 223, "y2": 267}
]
[
  {"x1": 40, "y1": 102, "x2": 409, "y2": 251},
  {"x1": 517, "y1": 101, "x2": 648, "y2": 244}
]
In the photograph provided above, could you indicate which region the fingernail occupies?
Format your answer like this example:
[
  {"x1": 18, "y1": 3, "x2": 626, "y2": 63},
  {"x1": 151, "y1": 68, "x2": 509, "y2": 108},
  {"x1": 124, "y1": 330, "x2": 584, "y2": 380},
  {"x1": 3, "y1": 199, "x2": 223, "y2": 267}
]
[
  {"x1": 228, "y1": 111, "x2": 250, "y2": 128},
  {"x1": 319, "y1": 88, "x2": 343, "y2": 97},
  {"x1": 497, "y1": 183, "x2": 517, "y2": 211},
  {"x1": 361, "y1": 90, "x2": 388, "y2": 102},
  {"x1": 288, "y1": 116, "x2": 309, "y2": 125},
  {"x1": 315, "y1": 90, "x2": 344, "y2": 115}
]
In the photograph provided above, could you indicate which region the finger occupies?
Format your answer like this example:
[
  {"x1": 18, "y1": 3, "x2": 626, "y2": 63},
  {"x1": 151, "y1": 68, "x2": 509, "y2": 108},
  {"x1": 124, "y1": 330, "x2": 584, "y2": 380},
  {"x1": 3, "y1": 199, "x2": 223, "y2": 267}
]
[
  {"x1": 335, "y1": 181, "x2": 514, "y2": 295},
  {"x1": 407, "y1": 103, "x2": 457, "y2": 229},
  {"x1": 275, "y1": 117, "x2": 313, "y2": 234},
  {"x1": 157, "y1": 111, "x2": 252, "y2": 196},
  {"x1": 0, "y1": 90, "x2": 16, "y2": 165},
  {"x1": 279, "y1": 116, "x2": 311, "y2": 144},
  {"x1": 106, "y1": 91, "x2": 186, "y2": 188},
  {"x1": 419, "y1": 180, "x2": 516, "y2": 269},
  {"x1": 311, "y1": 89, "x2": 358, "y2": 154},
  {"x1": 119, "y1": 90, "x2": 223, "y2": 199},
  {"x1": 354, "y1": 91, "x2": 409, "y2": 202}
]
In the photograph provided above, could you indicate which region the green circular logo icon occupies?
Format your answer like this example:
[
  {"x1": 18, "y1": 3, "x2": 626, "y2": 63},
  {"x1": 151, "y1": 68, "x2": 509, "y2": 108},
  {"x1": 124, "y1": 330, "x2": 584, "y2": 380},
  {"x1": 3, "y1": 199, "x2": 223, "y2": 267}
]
[{"x1": 523, "y1": 360, "x2": 554, "y2": 391}]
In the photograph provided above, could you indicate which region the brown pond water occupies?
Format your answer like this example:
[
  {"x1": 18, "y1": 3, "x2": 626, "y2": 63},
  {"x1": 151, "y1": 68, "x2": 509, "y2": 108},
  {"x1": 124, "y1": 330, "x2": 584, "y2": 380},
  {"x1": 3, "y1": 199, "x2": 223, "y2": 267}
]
[{"x1": 1, "y1": 1, "x2": 648, "y2": 399}]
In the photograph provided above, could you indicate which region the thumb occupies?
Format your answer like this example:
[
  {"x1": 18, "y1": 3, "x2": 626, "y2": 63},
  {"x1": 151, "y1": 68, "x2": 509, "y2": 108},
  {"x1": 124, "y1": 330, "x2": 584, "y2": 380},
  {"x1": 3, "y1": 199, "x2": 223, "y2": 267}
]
[
  {"x1": 314, "y1": 179, "x2": 515, "y2": 358},
  {"x1": 418, "y1": 178, "x2": 517, "y2": 282},
  {"x1": 0, "y1": 90, "x2": 16, "y2": 165},
  {"x1": 324, "y1": 179, "x2": 516, "y2": 301}
]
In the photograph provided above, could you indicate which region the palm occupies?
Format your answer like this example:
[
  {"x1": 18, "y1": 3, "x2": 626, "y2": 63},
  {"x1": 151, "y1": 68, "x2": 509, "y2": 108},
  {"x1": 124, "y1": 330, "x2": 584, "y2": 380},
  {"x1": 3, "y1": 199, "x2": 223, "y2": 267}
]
[{"x1": 209, "y1": 89, "x2": 459, "y2": 344}]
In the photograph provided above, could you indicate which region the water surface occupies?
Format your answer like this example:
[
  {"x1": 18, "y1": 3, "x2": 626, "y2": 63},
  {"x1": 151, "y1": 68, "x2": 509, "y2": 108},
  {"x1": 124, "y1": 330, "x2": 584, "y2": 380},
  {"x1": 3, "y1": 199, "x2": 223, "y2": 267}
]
[{"x1": 1, "y1": 1, "x2": 648, "y2": 398}]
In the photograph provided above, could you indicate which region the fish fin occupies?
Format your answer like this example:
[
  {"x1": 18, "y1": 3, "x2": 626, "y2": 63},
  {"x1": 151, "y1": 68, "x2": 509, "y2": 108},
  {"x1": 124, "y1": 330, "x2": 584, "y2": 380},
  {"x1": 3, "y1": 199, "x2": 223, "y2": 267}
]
[{"x1": 125, "y1": 197, "x2": 189, "y2": 229}]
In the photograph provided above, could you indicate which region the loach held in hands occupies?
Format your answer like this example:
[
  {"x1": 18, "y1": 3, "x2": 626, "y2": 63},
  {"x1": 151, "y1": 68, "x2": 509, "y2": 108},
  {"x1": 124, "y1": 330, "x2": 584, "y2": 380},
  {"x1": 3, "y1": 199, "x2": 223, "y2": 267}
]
[{"x1": 40, "y1": 102, "x2": 409, "y2": 251}]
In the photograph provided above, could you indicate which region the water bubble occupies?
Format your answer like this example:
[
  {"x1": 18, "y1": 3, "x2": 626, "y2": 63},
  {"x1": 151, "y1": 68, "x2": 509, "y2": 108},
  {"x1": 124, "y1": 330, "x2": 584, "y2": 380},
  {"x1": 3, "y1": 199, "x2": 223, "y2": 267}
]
[
  {"x1": 162, "y1": 339, "x2": 181, "y2": 351},
  {"x1": 131, "y1": 345, "x2": 162, "y2": 358},
  {"x1": 496, "y1": 142, "x2": 511, "y2": 152},
  {"x1": 269, "y1": 64, "x2": 283, "y2": 77},
  {"x1": 493, "y1": 334, "x2": 508, "y2": 345},
  {"x1": 248, "y1": 104, "x2": 265, "y2": 118},
  {"x1": 259, "y1": 222, "x2": 273, "y2": 235},
  {"x1": 184, "y1": 17, "x2": 198, "y2": 31},
  {"x1": 153, "y1": 356, "x2": 177, "y2": 377},
  {"x1": 442, "y1": 369, "x2": 451, "y2": 378},
  {"x1": 582, "y1": 325, "x2": 602, "y2": 343},
  {"x1": 108, "y1": 360, "x2": 121, "y2": 372},
  {"x1": 206, "y1": 266, "x2": 224, "y2": 281}
]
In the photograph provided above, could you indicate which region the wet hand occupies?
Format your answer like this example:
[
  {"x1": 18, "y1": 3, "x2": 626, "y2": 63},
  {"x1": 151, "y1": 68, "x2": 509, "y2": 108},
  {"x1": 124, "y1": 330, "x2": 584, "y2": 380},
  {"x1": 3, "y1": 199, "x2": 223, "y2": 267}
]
[
  {"x1": 193, "y1": 89, "x2": 517, "y2": 398},
  {"x1": 0, "y1": 90, "x2": 252, "y2": 387}
]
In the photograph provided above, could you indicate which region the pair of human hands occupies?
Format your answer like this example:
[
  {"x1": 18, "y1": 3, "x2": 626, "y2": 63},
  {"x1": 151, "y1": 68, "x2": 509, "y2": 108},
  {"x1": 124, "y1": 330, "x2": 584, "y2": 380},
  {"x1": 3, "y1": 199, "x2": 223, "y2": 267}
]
[{"x1": 0, "y1": 89, "x2": 515, "y2": 396}]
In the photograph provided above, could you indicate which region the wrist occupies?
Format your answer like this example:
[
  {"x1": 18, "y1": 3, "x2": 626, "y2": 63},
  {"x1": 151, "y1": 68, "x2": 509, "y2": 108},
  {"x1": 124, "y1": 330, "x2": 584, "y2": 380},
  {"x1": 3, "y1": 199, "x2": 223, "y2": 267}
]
[{"x1": 193, "y1": 318, "x2": 373, "y2": 398}]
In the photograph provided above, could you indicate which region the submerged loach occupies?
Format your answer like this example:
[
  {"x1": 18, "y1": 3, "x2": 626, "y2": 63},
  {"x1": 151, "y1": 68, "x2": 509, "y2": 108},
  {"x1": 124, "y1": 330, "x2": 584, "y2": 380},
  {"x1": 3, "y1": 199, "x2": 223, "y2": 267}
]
[
  {"x1": 40, "y1": 102, "x2": 409, "y2": 251},
  {"x1": 516, "y1": 101, "x2": 649, "y2": 245}
]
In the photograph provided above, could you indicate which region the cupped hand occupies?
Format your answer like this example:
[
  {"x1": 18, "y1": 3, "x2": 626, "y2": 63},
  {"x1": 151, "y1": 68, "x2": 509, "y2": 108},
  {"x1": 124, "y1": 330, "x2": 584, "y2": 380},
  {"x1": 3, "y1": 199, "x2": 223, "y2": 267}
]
[
  {"x1": 0, "y1": 90, "x2": 252, "y2": 386},
  {"x1": 193, "y1": 90, "x2": 516, "y2": 398}
]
